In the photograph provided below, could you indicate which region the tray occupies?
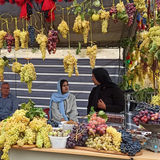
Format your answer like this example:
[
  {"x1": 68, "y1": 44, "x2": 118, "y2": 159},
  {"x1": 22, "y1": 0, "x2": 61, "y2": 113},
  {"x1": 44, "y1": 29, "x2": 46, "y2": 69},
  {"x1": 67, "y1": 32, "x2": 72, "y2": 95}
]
[
  {"x1": 12, "y1": 144, "x2": 36, "y2": 149},
  {"x1": 74, "y1": 146, "x2": 142, "y2": 156}
]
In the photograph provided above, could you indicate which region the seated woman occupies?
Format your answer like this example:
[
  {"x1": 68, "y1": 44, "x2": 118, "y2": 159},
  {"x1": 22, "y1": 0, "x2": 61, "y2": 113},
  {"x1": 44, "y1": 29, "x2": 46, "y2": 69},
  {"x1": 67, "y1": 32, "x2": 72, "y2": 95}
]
[
  {"x1": 49, "y1": 79, "x2": 78, "y2": 122},
  {"x1": 87, "y1": 68, "x2": 125, "y2": 114}
]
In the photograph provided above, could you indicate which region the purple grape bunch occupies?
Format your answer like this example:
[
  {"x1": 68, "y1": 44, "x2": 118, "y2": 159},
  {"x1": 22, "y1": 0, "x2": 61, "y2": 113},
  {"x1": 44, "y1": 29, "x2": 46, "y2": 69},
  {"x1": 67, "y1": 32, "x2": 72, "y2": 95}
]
[
  {"x1": 66, "y1": 123, "x2": 88, "y2": 148},
  {"x1": 125, "y1": 3, "x2": 136, "y2": 27},
  {"x1": 28, "y1": 26, "x2": 35, "y2": 46},
  {"x1": 109, "y1": 6, "x2": 118, "y2": 23},
  {"x1": 119, "y1": 129, "x2": 142, "y2": 156}
]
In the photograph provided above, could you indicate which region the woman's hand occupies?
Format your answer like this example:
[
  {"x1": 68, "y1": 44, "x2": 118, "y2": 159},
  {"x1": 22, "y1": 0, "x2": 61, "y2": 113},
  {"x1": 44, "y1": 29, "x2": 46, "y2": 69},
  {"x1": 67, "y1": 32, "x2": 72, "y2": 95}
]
[
  {"x1": 61, "y1": 118, "x2": 65, "y2": 121},
  {"x1": 98, "y1": 99, "x2": 106, "y2": 110}
]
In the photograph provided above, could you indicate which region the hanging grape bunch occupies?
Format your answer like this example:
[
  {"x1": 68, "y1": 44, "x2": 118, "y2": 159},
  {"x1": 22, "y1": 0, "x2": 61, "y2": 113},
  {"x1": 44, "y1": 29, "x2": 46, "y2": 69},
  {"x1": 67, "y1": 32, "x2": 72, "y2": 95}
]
[
  {"x1": 13, "y1": 29, "x2": 21, "y2": 51},
  {"x1": 5, "y1": 33, "x2": 14, "y2": 52},
  {"x1": 98, "y1": 10, "x2": 110, "y2": 33},
  {"x1": 26, "y1": 3, "x2": 33, "y2": 18},
  {"x1": 58, "y1": 20, "x2": 69, "y2": 39},
  {"x1": 116, "y1": 1, "x2": 128, "y2": 23},
  {"x1": 133, "y1": 0, "x2": 147, "y2": 13},
  {"x1": 66, "y1": 123, "x2": 88, "y2": 148},
  {"x1": 109, "y1": 6, "x2": 118, "y2": 23},
  {"x1": 20, "y1": 31, "x2": 29, "y2": 49},
  {"x1": 125, "y1": 3, "x2": 136, "y2": 27},
  {"x1": 36, "y1": 33, "x2": 48, "y2": 60},
  {"x1": 47, "y1": 30, "x2": 58, "y2": 54},
  {"x1": 0, "y1": 58, "x2": 5, "y2": 81},
  {"x1": 20, "y1": 63, "x2": 36, "y2": 93},
  {"x1": 73, "y1": 15, "x2": 90, "y2": 43},
  {"x1": 28, "y1": 26, "x2": 35, "y2": 46},
  {"x1": 63, "y1": 52, "x2": 79, "y2": 77},
  {"x1": 12, "y1": 61, "x2": 22, "y2": 74},
  {"x1": 0, "y1": 30, "x2": 7, "y2": 49},
  {"x1": 86, "y1": 45, "x2": 98, "y2": 69}
]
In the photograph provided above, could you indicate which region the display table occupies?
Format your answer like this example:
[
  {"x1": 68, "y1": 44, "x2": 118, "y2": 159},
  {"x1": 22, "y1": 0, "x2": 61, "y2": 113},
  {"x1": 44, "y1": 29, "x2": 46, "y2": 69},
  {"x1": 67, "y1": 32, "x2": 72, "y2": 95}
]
[{"x1": 9, "y1": 147, "x2": 160, "y2": 160}]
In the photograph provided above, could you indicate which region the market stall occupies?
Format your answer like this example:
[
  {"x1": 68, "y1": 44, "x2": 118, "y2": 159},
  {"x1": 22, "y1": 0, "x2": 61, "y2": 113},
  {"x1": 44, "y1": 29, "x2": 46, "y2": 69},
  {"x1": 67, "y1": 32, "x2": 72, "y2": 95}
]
[{"x1": 0, "y1": 0, "x2": 160, "y2": 160}]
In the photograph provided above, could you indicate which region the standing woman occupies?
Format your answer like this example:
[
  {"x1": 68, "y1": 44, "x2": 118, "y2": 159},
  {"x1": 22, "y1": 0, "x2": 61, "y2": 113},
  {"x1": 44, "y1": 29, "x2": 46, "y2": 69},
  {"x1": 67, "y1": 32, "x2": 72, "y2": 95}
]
[
  {"x1": 49, "y1": 79, "x2": 78, "y2": 122},
  {"x1": 87, "y1": 68, "x2": 125, "y2": 114}
]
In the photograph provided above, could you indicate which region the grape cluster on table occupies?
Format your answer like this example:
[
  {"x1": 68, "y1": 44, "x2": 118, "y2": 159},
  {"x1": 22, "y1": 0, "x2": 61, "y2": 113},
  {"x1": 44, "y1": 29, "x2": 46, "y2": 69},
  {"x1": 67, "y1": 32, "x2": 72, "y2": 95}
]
[
  {"x1": 47, "y1": 120, "x2": 59, "y2": 127},
  {"x1": 66, "y1": 123, "x2": 88, "y2": 148},
  {"x1": 119, "y1": 129, "x2": 142, "y2": 156},
  {"x1": 132, "y1": 103, "x2": 160, "y2": 125}
]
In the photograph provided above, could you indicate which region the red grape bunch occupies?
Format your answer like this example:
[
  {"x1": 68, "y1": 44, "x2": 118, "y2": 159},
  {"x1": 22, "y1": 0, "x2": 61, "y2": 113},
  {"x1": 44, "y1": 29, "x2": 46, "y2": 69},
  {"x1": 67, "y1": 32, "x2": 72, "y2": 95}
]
[
  {"x1": 125, "y1": 3, "x2": 136, "y2": 27},
  {"x1": 5, "y1": 33, "x2": 14, "y2": 53},
  {"x1": 47, "y1": 30, "x2": 58, "y2": 54},
  {"x1": 87, "y1": 113, "x2": 107, "y2": 136},
  {"x1": 109, "y1": 6, "x2": 118, "y2": 23}
]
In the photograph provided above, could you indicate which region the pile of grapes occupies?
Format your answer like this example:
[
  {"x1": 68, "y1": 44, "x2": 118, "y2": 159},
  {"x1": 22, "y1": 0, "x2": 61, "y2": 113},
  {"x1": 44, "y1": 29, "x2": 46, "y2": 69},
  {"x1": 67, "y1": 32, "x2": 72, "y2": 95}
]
[
  {"x1": 119, "y1": 130, "x2": 142, "y2": 156},
  {"x1": 86, "y1": 126, "x2": 122, "y2": 152},
  {"x1": 66, "y1": 123, "x2": 88, "y2": 148},
  {"x1": 87, "y1": 113, "x2": 107, "y2": 135},
  {"x1": 132, "y1": 103, "x2": 160, "y2": 125}
]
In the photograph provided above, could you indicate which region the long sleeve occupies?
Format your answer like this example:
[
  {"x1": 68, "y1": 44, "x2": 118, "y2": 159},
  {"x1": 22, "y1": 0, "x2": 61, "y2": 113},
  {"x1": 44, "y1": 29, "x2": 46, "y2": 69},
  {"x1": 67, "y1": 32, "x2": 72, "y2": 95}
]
[
  {"x1": 51, "y1": 101, "x2": 64, "y2": 122},
  {"x1": 87, "y1": 87, "x2": 97, "y2": 114},
  {"x1": 102, "y1": 87, "x2": 125, "y2": 113},
  {"x1": 11, "y1": 95, "x2": 19, "y2": 112},
  {"x1": 68, "y1": 95, "x2": 78, "y2": 122},
  {"x1": 0, "y1": 94, "x2": 19, "y2": 121}
]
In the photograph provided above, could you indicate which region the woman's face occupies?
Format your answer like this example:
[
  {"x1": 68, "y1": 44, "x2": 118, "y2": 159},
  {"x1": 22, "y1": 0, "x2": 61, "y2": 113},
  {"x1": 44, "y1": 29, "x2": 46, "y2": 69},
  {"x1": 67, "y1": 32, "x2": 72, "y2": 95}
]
[
  {"x1": 61, "y1": 81, "x2": 69, "y2": 94},
  {"x1": 92, "y1": 74, "x2": 100, "y2": 85}
]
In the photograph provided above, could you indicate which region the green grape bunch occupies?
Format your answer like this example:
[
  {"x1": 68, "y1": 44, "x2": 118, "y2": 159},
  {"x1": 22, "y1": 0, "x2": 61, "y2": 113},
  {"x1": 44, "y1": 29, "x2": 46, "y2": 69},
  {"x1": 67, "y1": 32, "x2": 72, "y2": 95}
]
[{"x1": 20, "y1": 63, "x2": 36, "y2": 93}]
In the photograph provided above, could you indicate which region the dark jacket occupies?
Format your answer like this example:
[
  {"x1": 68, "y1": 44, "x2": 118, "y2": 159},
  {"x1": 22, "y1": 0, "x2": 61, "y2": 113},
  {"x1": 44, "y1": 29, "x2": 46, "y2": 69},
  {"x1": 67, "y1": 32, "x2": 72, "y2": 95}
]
[{"x1": 87, "y1": 85, "x2": 125, "y2": 114}]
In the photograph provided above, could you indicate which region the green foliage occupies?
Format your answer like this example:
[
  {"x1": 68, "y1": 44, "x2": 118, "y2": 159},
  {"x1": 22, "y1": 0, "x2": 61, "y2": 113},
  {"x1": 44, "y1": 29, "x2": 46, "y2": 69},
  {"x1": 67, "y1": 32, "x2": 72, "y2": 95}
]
[
  {"x1": 26, "y1": 107, "x2": 46, "y2": 121},
  {"x1": 87, "y1": 106, "x2": 108, "y2": 122},
  {"x1": 31, "y1": 48, "x2": 38, "y2": 53},
  {"x1": 21, "y1": 99, "x2": 46, "y2": 120},
  {"x1": 117, "y1": 11, "x2": 128, "y2": 23},
  {"x1": 133, "y1": 87, "x2": 155, "y2": 103},
  {"x1": 98, "y1": 110, "x2": 108, "y2": 121},
  {"x1": 20, "y1": 99, "x2": 35, "y2": 111},
  {"x1": 76, "y1": 42, "x2": 81, "y2": 55},
  {"x1": 88, "y1": 106, "x2": 95, "y2": 121},
  {"x1": 119, "y1": 75, "x2": 133, "y2": 91}
]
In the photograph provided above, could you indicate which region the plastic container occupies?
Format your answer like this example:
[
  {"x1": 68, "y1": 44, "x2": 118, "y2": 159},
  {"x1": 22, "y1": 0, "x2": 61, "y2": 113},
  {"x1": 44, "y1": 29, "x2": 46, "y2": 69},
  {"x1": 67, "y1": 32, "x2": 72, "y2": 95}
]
[{"x1": 49, "y1": 136, "x2": 68, "y2": 149}]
